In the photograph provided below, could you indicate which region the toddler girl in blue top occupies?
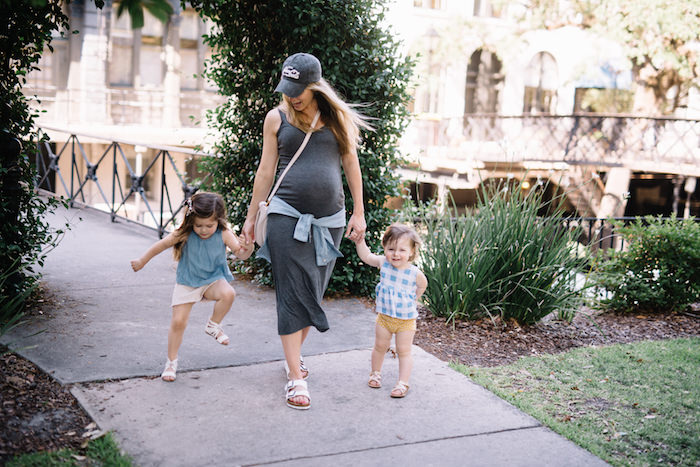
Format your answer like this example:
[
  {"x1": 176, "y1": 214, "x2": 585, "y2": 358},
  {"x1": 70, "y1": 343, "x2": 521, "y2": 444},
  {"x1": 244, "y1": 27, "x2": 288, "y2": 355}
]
[
  {"x1": 354, "y1": 223, "x2": 427, "y2": 398},
  {"x1": 131, "y1": 192, "x2": 253, "y2": 382}
]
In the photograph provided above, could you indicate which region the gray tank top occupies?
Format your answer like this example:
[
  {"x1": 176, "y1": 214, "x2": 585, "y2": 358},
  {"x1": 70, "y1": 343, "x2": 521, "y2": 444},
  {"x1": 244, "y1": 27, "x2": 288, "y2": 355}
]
[{"x1": 274, "y1": 109, "x2": 345, "y2": 218}]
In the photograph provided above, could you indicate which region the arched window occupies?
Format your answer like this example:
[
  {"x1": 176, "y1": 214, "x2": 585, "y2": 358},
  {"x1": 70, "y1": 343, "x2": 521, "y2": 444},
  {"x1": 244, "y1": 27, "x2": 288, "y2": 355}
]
[
  {"x1": 464, "y1": 48, "x2": 503, "y2": 116},
  {"x1": 523, "y1": 52, "x2": 558, "y2": 114}
]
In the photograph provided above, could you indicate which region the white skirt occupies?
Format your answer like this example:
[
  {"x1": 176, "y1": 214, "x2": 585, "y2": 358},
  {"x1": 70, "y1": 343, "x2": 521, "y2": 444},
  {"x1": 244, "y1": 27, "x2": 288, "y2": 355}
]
[{"x1": 171, "y1": 281, "x2": 218, "y2": 307}]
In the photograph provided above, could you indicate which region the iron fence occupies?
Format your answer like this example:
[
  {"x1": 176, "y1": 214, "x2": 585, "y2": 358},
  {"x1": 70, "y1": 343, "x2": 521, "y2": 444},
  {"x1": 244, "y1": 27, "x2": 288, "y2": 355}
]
[
  {"x1": 34, "y1": 127, "x2": 213, "y2": 237},
  {"x1": 33, "y1": 115, "x2": 699, "y2": 242}
]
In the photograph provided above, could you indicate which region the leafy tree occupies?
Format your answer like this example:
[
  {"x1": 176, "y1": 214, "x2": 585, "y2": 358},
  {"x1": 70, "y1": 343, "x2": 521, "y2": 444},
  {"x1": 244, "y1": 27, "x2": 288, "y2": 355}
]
[
  {"x1": 188, "y1": 0, "x2": 414, "y2": 296},
  {"x1": 114, "y1": 0, "x2": 174, "y2": 29},
  {"x1": 511, "y1": 0, "x2": 700, "y2": 115}
]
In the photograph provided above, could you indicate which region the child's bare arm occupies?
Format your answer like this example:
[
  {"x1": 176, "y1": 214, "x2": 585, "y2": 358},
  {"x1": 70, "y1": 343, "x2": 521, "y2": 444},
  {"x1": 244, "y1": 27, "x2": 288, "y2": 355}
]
[
  {"x1": 416, "y1": 269, "x2": 427, "y2": 301},
  {"x1": 223, "y1": 229, "x2": 254, "y2": 260},
  {"x1": 130, "y1": 233, "x2": 177, "y2": 272},
  {"x1": 354, "y1": 238, "x2": 383, "y2": 268}
]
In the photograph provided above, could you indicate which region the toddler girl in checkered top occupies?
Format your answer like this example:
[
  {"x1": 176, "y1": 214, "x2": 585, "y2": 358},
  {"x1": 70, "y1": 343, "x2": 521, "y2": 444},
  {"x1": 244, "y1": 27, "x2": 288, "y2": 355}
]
[{"x1": 354, "y1": 223, "x2": 427, "y2": 398}]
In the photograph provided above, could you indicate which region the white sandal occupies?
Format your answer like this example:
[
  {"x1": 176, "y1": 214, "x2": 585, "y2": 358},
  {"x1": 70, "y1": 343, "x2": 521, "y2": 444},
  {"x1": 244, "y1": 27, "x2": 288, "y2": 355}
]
[
  {"x1": 205, "y1": 319, "x2": 229, "y2": 345},
  {"x1": 390, "y1": 380, "x2": 410, "y2": 398},
  {"x1": 161, "y1": 358, "x2": 177, "y2": 382},
  {"x1": 285, "y1": 379, "x2": 310, "y2": 410},
  {"x1": 284, "y1": 356, "x2": 309, "y2": 380},
  {"x1": 368, "y1": 370, "x2": 382, "y2": 388}
]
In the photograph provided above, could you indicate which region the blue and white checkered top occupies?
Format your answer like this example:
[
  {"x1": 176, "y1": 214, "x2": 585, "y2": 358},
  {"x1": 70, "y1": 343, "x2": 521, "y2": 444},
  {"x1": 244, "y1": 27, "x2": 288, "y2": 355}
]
[{"x1": 375, "y1": 260, "x2": 418, "y2": 319}]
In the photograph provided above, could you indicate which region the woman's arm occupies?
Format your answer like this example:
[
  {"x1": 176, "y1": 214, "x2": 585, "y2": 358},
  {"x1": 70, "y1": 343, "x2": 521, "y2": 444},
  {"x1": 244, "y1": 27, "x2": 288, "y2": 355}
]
[
  {"x1": 130, "y1": 233, "x2": 178, "y2": 272},
  {"x1": 341, "y1": 150, "x2": 366, "y2": 242},
  {"x1": 241, "y1": 108, "x2": 282, "y2": 245}
]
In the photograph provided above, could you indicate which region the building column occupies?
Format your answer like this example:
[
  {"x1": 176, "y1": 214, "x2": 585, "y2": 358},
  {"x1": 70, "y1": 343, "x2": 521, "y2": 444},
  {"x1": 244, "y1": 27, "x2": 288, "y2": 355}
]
[
  {"x1": 65, "y1": 0, "x2": 84, "y2": 123},
  {"x1": 82, "y1": 0, "x2": 111, "y2": 124},
  {"x1": 66, "y1": 0, "x2": 111, "y2": 125},
  {"x1": 162, "y1": 12, "x2": 182, "y2": 128}
]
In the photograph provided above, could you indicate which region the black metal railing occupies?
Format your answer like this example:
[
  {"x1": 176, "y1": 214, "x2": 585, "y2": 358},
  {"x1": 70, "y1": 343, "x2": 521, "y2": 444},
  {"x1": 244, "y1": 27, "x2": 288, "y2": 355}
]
[{"x1": 34, "y1": 127, "x2": 214, "y2": 237}]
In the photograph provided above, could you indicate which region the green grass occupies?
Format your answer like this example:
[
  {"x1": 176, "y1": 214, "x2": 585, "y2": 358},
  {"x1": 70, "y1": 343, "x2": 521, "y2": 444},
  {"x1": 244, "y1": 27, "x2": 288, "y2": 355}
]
[
  {"x1": 455, "y1": 338, "x2": 700, "y2": 466},
  {"x1": 7, "y1": 432, "x2": 132, "y2": 467}
]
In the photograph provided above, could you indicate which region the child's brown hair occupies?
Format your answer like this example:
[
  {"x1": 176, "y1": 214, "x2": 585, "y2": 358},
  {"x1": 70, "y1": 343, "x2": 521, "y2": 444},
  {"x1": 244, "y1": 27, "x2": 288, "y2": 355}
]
[
  {"x1": 173, "y1": 192, "x2": 228, "y2": 260},
  {"x1": 381, "y1": 223, "x2": 422, "y2": 261}
]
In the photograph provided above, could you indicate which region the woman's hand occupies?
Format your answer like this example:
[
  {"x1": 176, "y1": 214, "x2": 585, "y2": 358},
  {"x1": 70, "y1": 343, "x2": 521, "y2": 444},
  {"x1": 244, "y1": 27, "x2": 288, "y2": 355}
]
[
  {"x1": 345, "y1": 211, "x2": 366, "y2": 243},
  {"x1": 242, "y1": 217, "x2": 255, "y2": 246}
]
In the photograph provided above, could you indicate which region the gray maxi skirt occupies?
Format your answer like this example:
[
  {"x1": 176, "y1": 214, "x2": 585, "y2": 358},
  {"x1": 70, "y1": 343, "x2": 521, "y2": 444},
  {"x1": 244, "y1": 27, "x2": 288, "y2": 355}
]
[{"x1": 265, "y1": 213, "x2": 344, "y2": 335}]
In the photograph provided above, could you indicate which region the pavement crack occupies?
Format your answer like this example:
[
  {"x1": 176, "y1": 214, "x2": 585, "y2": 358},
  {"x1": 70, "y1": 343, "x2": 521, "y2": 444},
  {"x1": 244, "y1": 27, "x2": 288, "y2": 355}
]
[{"x1": 242, "y1": 424, "x2": 543, "y2": 466}]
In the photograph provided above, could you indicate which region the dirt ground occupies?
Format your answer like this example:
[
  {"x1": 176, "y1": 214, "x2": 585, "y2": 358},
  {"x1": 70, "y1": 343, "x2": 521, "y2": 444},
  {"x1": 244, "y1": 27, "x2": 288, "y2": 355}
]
[
  {"x1": 414, "y1": 305, "x2": 700, "y2": 367},
  {"x1": 1, "y1": 304, "x2": 699, "y2": 462}
]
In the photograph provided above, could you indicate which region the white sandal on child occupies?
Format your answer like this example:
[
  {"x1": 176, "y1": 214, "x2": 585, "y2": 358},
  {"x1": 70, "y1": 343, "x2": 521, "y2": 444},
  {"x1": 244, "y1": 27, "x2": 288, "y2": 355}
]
[
  {"x1": 390, "y1": 380, "x2": 410, "y2": 398},
  {"x1": 285, "y1": 379, "x2": 310, "y2": 410},
  {"x1": 161, "y1": 359, "x2": 178, "y2": 382},
  {"x1": 368, "y1": 370, "x2": 382, "y2": 388},
  {"x1": 284, "y1": 356, "x2": 309, "y2": 380},
  {"x1": 204, "y1": 319, "x2": 229, "y2": 345}
]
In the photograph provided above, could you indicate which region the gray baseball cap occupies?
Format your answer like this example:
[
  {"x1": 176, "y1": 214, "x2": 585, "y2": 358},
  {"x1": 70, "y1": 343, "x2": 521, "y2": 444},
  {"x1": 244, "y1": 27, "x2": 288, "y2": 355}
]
[{"x1": 274, "y1": 53, "x2": 322, "y2": 98}]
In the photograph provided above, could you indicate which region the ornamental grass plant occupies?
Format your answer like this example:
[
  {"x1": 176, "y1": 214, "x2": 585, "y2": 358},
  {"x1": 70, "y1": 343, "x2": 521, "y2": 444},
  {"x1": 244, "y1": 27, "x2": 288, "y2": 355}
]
[{"x1": 416, "y1": 179, "x2": 588, "y2": 325}]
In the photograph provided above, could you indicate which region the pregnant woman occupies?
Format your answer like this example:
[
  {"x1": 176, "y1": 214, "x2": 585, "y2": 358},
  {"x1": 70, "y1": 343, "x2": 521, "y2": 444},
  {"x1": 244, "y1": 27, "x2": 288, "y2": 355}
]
[{"x1": 241, "y1": 53, "x2": 370, "y2": 410}]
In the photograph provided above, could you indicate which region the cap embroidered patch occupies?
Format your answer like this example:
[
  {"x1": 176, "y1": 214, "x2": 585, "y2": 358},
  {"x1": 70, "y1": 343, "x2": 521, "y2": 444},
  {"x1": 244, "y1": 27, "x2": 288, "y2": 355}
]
[{"x1": 282, "y1": 66, "x2": 300, "y2": 80}]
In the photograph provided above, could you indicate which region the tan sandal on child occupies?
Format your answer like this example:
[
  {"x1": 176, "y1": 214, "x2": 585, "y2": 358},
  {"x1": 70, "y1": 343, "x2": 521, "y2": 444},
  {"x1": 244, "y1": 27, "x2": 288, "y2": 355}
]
[
  {"x1": 161, "y1": 358, "x2": 177, "y2": 382},
  {"x1": 204, "y1": 319, "x2": 229, "y2": 345},
  {"x1": 390, "y1": 380, "x2": 409, "y2": 398},
  {"x1": 285, "y1": 379, "x2": 310, "y2": 410},
  {"x1": 368, "y1": 370, "x2": 382, "y2": 388}
]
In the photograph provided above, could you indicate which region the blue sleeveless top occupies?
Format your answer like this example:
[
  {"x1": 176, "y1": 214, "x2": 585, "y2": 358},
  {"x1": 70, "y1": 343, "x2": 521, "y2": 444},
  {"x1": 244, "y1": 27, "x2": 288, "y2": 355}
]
[{"x1": 176, "y1": 229, "x2": 234, "y2": 287}]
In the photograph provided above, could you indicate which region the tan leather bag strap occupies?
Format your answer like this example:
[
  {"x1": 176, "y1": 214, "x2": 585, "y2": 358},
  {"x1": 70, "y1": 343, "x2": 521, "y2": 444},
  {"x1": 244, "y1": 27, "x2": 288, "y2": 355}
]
[{"x1": 265, "y1": 110, "x2": 321, "y2": 204}]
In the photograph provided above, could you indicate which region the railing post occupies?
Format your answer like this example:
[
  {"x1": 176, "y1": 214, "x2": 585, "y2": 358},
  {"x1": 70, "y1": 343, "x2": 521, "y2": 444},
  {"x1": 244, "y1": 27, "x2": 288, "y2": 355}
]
[
  {"x1": 111, "y1": 142, "x2": 117, "y2": 222},
  {"x1": 159, "y1": 151, "x2": 166, "y2": 238},
  {"x1": 33, "y1": 129, "x2": 42, "y2": 190},
  {"x1": 69, "y1": 136, "x2": 76, "y2": 207}
]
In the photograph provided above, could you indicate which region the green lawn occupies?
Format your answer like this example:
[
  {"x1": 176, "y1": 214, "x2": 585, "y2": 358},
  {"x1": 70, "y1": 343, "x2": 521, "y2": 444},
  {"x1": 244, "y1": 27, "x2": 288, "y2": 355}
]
[
  {"x1": 8, "y1": 433, "x2": 132, "y2": 467},
  {"x1": 455, "y1": 338, "x2": 700, "y2": 466}
]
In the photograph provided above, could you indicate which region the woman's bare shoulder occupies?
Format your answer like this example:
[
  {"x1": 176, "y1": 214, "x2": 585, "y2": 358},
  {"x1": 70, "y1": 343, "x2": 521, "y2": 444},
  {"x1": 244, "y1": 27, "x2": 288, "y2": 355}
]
[
  {"x1": 264, "y1": 107, "x2": 283, "y2": 132},
  {"x1": 265, "y1": 107, "x2": 283, "y2": 123}
]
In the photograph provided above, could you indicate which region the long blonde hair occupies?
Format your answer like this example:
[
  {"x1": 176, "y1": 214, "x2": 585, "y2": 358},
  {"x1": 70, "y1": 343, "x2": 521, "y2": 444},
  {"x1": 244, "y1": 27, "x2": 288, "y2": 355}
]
[{"x1": 282, "y1": 78, "x2": 373, "y2": 157}]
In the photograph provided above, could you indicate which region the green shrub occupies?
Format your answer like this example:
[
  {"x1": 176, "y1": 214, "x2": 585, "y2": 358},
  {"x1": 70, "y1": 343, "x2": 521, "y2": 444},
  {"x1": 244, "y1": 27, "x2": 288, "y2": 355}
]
[
  {"x1": 416, "y1": 180, "x2": 587, "y2": 325},
  {"x1": 0, "y1": 259, "x2": 33, "y2": 347},
  {"x1": 590, "y1": 215, "x2": 700, "y2": 312},
  {"x1": 188, "y1": 0, "x2": 413, "y2": 296},
  {"x1": 1, "y1": 2, "x2": 70, "y2": 318}
]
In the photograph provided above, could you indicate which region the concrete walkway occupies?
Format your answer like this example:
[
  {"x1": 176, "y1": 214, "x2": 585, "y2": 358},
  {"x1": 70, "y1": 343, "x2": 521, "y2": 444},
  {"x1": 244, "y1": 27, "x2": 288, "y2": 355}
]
[{"x1": 2, "y1": 205, "x2": 607, "y2": 466}]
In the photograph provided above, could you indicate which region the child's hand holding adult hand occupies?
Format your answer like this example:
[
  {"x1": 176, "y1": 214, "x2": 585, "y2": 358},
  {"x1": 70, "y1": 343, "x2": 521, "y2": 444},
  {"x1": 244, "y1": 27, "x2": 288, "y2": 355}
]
[{"x1": 236, "y1": 235, "x2": 255, "y2": 260}]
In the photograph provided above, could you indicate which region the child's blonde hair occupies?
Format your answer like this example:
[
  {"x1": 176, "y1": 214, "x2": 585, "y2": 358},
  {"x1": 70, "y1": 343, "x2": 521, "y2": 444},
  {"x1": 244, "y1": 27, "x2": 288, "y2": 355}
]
[
  {"x1": 281, "y1": 78, "x2": 373, "y2": 157},
  {"x1": 173, "y1": 192, "x2": 228, "y2": 260},
  {"x1": 382, "y1": 223, "x2": 422, "y2": 262}
]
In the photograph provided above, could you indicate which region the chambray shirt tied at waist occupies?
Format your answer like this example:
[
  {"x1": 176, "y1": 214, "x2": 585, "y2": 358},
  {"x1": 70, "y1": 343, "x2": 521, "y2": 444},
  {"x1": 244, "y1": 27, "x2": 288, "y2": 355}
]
[{"x1": 256, "y1": 196, "x2": 346, "y2": 266}]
